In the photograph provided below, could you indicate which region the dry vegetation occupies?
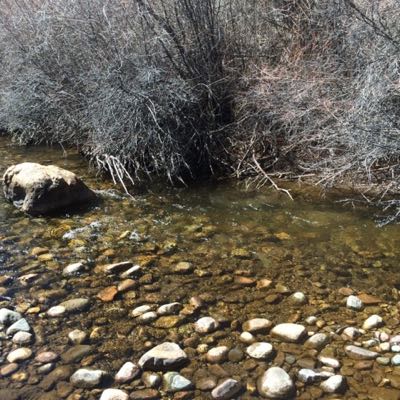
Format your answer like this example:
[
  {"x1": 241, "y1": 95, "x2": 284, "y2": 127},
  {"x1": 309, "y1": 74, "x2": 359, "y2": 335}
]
[{"x1": 0, "y1": 0, "x2": 399, "y2": 221}]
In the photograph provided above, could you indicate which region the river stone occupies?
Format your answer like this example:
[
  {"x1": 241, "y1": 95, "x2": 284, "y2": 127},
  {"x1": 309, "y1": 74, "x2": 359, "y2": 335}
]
[
  {"x1": 3, "y1": 162, "x2": 96, "y2": 215},
  {"x1": 211, "y1": 378, "x2": 242, "y2": 400},
  {"x1": 346, "y1": 295, "x2": 363, "y2": 310},
  {"x1": 115, "y1": 362, "x2": 141, "y2": 383},
  {"x1": 305, "y1": 333, "x2": 329, "y2": 350},
  {"x1": 68, "y1": 329, "x2": 87, "y2": 345},
  {"x1": 0, "y1": 308, "x2": 22, "y2": 325},
  {"x1": 242, "y1": 318, "x2": 272, "y2": 334},
  {"x1": 63, "y1": 262, "x2": 85, "y2": 276},
  {"x1": 130, "y1": 389, "x2": 160, "y2": 400},
  {"x1": 12, "y1": 331, "x2": 33, "y2": 345},
  {"x1": 139, "y1": 311, "x2": 158, "y2": 324},
  {"x1": 6, "y1": 318, "x2": 31, "y2": 336},
  {"x1": 195, "y1": 317, "x2": 219, "y2": 333},
  {"x1": 59, "y1": 298, "x2": 90, "y2": 313},
  {"x1": 70, "y1": 368, "x2": 105, "y2": 388},
  {"x1": 47, "y1": 305, "x2": 66, "y2": 317},
  {"x1": 362, "y1": 315, "x2": 383, "y2": 330},
  {"x1": 345, "y1": 345, "x2": 378, "y2": 360},
  {"x1": 7, "y1": 348, "x2": 32, "y2": 363},
  {"x1": 35, "y1": 351, "x2": 58, "y2": 363},
  {"x1": 318, "y1": 355, "x2": 340, "y2": 369},
  {"x1": 197, "y1": 377, "x2": 217, "y2": 391},
  {"x1": 298, "y1": 369, "x2": 334, "y2": 384},
  {"x1": 100, "y1": 389, "x2": 129, "y2": 400},
  {"x1": 132, "y1": 305, "x2": 154, "y2": 317},
  {"x1": 257, "y1": 367, "x2": 295, "y2": 399},
  {"x1": 98, "y1": 286, "x2": 118, "y2": 302},
  {"x1": 320, "y1": 375, "x2": 346, "y2": 393},
  {"x1": 157, "y1": 302, "x2": 181, "y2": 316},
  {"x1": 1, "y1": 363, "x2": 19, "y2": 377},
  {"x1": 163, "y1": 372, "x2": 193, "y2": 392},
  {"x1": 290, "y1": 292, "x2": 307, "y2": 304},
  {"x1": 391, "y1": 354, "x2": 400, "y2": 366},
  {"x1": 271, "y1": 323, "x2": 307, "y2": 343},
  {"x1": 61, "y1": 345, "x2": 92, "y2": 363},
  {"x1": 240, "y1": 332, "x2": 256, "y2": 344},
  {"x1": 138, "y1": 342, "x2": 188, "y2": 371},
  {"x1": 142, "y1": 372, "x2": 162, "y2": 388},
  {"x1": 120, "y1": 264, "x2": 141, "y2": 278},
  {"x1": 206, "y1": 346, "x2": 229, "y2": 363},
  {"x1": 246, "y1": 342, "x2": 274, "y2": 360},
  {"x1": 342, "y1": 327, "x2": 361, "y2": 340}
]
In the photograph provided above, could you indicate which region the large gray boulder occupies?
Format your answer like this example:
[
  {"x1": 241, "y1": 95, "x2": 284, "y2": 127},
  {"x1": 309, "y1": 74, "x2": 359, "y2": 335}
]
[{"x1": 3, "y1": 162, "x2": 96, "y2": 215}]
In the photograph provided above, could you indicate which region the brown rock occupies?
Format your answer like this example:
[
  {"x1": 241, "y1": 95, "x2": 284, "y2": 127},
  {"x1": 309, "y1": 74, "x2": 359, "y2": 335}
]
[{"x1": 97, "y1": 286, "x2": 118, "y2": 302}]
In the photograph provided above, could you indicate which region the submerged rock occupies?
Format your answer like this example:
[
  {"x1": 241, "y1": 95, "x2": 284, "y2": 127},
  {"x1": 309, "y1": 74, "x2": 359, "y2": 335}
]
[
  {"x1": 271, "y1": 323, "x2": 307, "y2": 343},
  {"x1": 211, "y1": 378, "x2": 242, "y2": 400},
  {"x1": 138, "y1": 342, "x2": 188, "y2": 371},
  {"x1": 163, "y1": 372, "x2": 193, "y2": 392},
  {"x1": 0, "y1": 308, "x2": 22, "y2": 325},
  {"x1": 70, "y1": 368, "x2": 106, "y2": 388},
  {"x1": 257, "y1": 367, "x2": 295, "y2": 399},
  {"x1": 100, "y1": 389, "x2": 129, "y2": 400},
  {"x1": 3, "y1": 162, "x2": 96, "y2": 215}
]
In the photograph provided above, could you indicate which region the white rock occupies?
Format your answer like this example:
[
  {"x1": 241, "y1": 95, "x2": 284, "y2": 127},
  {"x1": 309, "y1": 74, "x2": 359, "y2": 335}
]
[
  {"x1": 320, "y1": 375, "x2": 346, "y2": 393},
  {"x1": 68, "y1": 329, "x2": 87, "y2": 345},
  {"x1": 362, "y1": 315, "x2": 383, "y2": 330},
  {"x1": 345, "y1": 345, "x2": 378, "y2": 360},
  {"x1": 12, "y1": 331, "x2": 33, "y2": 345},
  {"x1": 138, "y1": 312, "x2": 158, "y2": 324},
  {"x1": 63, "y1": 262, "x2": 85, "y2": 276},
  {"x1": 7, "y1": 348, "x2": 32, "y2": 363},
  {"x1": 290, "y1": 292, "x2": 307, "y2": 304},
  {"x1": 115, "y1": 362, "x2": 141, "y2": 383},
  {"x1": 242, "y1": 318, "x2": 272, "y2": 333},
  {"x1": 195, "y1": 317, "x2": 219, "y2": 334},
  {"x1": 138, "y1": 342, "x2": 188, "y2": 371},
  {"x1": 342, "y1": 327, "x2": 361, "y2": 340},
  {"x1": 206, "y1": 346, "x2": 229, "y2": 363},
  {"x1": 246, "y1": 342, "x2": 274, "y2": 360},
  {"x1": 298, "y1": 369, "x2": 334, "y2": 383},
  {"x1": 318, "y1": 355, "x2": 341, "y2": 369},
  {"x1": 346, "y1": 295, "x2": 363, "y2": 310},
  {"x1": 157, "y1": 302, "x2": 182, "y2": 316},
  {"x1": 0, "y1": 309, "x2": 22, "y2": 325},
  {"x1": 271, "y1": 323, "x2": 307, "y2": 343},
  {"x1": 6, "y1": 318, "x2": 30, "y2": 336},
  {"x1": 132, "y1": 305, "x2": 154, "y2": 317},
  {"x1": 70, "y1": 368, "x2": 106, "y2": 388},
  {"x1": 239, "y1": 332, "x2": 256, "y2": 344},
  {"x1": 305, "y1": 316, "x2": 317, "y2": 325},
  {"x1": 47, "y1": 305, "x2": 66, "y2": 317},
  {"x1": 305, "y1": 333, "x2": 329, "y2": 350},
  {"x1": 120, "y1": 264, "x2": 141, "y2": 278},
  {"x1": 211, "y1": 378, "x2": 242, "y2": 400},
  {"x1": 257, "y1": 367, "x2": 295, "y2": 399},
  {"x1": 100, "y1": 389, "x2": 129, "y2": 400}
]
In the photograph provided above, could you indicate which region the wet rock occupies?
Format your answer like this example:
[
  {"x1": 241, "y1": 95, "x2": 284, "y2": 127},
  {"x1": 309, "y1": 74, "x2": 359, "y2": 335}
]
[
  {"x1": 320, "y1": 375, "x2": 346, "y2": 393},
  {"x1": 242, "y1": 318, "x2": 272, "y2": 334},
  {"x1": 3, "y1": 162, "x2": 96, "y2": 215},
  {"x1": 298, "y1": 369, "x2": 333, "y2": 384},
  {"x1": 68, "y1": 329, "x2": 87, "y2": 345},
  {"x1": 115, "y1": 362, "x2": 141, "y2": 383},
  {"x1": 271, "y1": 323, "x2": 307, "y2": 343},
  {"x1": 197, "y1": 377, "x2": 217, "y2": 391},
  {"x1": 138, "y1": 342, "x2": 188, "y2": 371},
  {"x1": 130, "y1": 389, "x2": 160, "y2": 400},
  {"x1": 61, "y1": 345, "x2": 92, "y2": 363},
  {"x1": 6, "y1": 318, "x2": 30, "y2": 336},
  {"x1": 157, "y1": 303, "x2": 182, "y2": 316},
  {"x1": 257, "y1": 367, "x2": 294, "y2": 399},
  {"x1": 228, "y1": 348, "x2": 244, "y2": 362},
  {"x1": 139, "y1": 311, "x2": 158, "y2": 324},
  {"x1": 1, "y1": 363, "x2": 19, "y2": 377},
  {"x1": 342, "y1": 327, "x2": 361, "y2": 340},
  {"x1": 7, "y1": 347, "x2": 32, "y2": 363},
  {"x1": 63, "y1": 262, "x2": 85, "y2": 276},
  {"x1": 246, "y1": 342, "x2": 274, "y2": 360},
  {"x1": 38, "y1": 363, "x2": 55, "y2": 374},
  {"x1": 35, "y1": 351, "x2": 58, "y2": 363},
  {"x1": 305, "y1": 333, "x2": 329, "y2": 350},
  {"x1": 358, "y1": 293, "x2": 382, "y2": 305},
  {"x1": 240, "y1": 332, "x2": 256, "y2": 344},
  {"x1": 362, "y1": 314, "x2": 383, "y2": 330},
  {"x1": 103, "y1": 261, "x2": 134, "y2": 274},
  {"x1": 154, "y1": 316, "x2": 183, "y2": 329},
  {"x1": 120, "y1": 264, "x2": 142, "y2": 278},
  {"x1": 194, "y1": 317, "x2": 219, "y2": 334},
  {"x1": 211, "y1": 378, "x2": 242, "y2": 400},
  {"x1": 206, "y1": 346, "x2": 229, "y2": 363},
  {"x1": 0, "y1": 308, "x2": 21, "y2": 325},
  {"x1": 118, "y1": 279, "x2": 136, "y2": 292},
  {"x1": 48, "y1": 298, "x2": 89, "y2": 316},
  {"x1": 391, "y1": 354, "x2": 400, "y2": 365},
  {"x1": 318, "y1": 355, "x2": 340, "y2": 369},
  {"x1": 163, "y1": 372, "x2": 193, "y2": 392},
  {"x1": 100, "y1": 389, "x2": 129, "y2": 400},
  {"x1": 98, "y1": 286, "x2": 118, "y2": 302},
  {"x1": 346, "y1": 295, "x2": 363, "y2": 310},
  {"x1": 70, "y1": 368, "x2": 106, "y2": 388},
  {"x1": 39, "y1": 365, "x2": 73, "y2": 391},
  {"x1": 289, "y1": 292, "x2": 307, "y2": 305},
  {"x1": 142, "y1": 372, "x2": 162, "y2": 388},
  {"x1": 171, "y1": 262, "x2": 193, "y2": 274},
  {"x1": 132, "y1": 305, "x2": 154, "y2": 317},
  {"x1": 345, "y1": 345, "x2": 378, "y2": 360}
]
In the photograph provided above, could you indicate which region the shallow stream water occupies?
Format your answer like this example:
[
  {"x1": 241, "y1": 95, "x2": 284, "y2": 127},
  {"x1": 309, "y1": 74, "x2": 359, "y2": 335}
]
[{"x1": 0, "y1": 137, "x2": 400, "y2": 400}]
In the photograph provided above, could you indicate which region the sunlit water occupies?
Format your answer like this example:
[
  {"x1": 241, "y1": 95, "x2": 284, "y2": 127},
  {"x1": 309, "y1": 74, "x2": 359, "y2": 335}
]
[{"x1": 0, "y1": 136, "x2": 399, "y2": 399}]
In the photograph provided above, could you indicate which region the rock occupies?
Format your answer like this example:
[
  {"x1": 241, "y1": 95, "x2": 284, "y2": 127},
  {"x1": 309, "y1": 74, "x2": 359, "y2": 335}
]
[
  {"x1": 290, "y1": 292, "x2": 307, "y2": 305},
  {"x1": 358, "y1": 293, "x2": 382, "y2": 305},
  {"x1": 138, "y1": 342, "x2": 188, "y2": 371},
  {"x1": 115, "y1": 362, "x2": 141, "y2": 383},
  {"x1": 157, "y1": 303, "x2": 182, "y2": 316},
  {"x1": 171, "y1": 262, "x2": 193, "y2": 274},
  {"x1": 271, "y1": 323, "x2": 307, "y2": 343},
  {"x1": 305, "y1": 333, "x2": 329, "y2": 350},
  {"x1": 154, "y1": 316, "x2": 183, "y2": 329},
  {"x1": 7, "y1": 348, "x2": 32, "y2": 363},
  {"x1": 257, "y1": 367, "x2": 295, "y2": 399},
  {"x1": 47, "y1": 306, "x2": 66, "y2": 317},
  {"x1": 197, "y1": 377, "x2": 217, "y2": 391},
  {"x1": 103, "y1": 261, "x2": 134, "y2": 274},
  {"x1": 242, "y1": 318, "x2": 272, "y2": 334},
  {"x1": 163, "y1": 372, "x2": 193, "y2": 392},
  {"x1": 362, "y1": 315, "x2": 383, "y2": 330},
  {"x1": 120, "y1": 264, "x2": 142, "y2": 278},
  {"x1": 3, "y1": 162, "x2": 96, "y2": 215},
  {"x1": 391, "y1": 354, "x2": 400, "y2": 366},
  {"x1": 305, "y1": 316, "x2": 317, "y2": 325},
  {"x1": 342, "y1": 327, "x2": 361, "y2": 340},
  {"x1": 194, "y1": 317, "x2": 219, "y2": 334},
  {"x1": 6, "y1": 318, "x2": 30, "y2": 336},
  {"x1": 320, "y1": 375, "x2": 346, "y2": 393},
  {"x1": 35, "y1": 351, "x2": 58, "y2": 363},
  {"x1": 298, "y1": 369, "x2": 333, "y2": 384},
  {"x1": 346, "y1": 295, "x2": 363, "y2": 310},
  {"x1": 139, "y1": 311, "x2": 158, "y2": 324},
  {"x1": 70, "y1": 368, "x2": 106, "y2": 388},
  {"x1": 142, "y1": 372, "x2": 162, "y2": 388},
  {"x1": 12, "y1": 331, "x2": 33, "y2": 345},
  {"x1": 211, "y1": 379, "x2": 242, "y2": 400},
  {"x1": 130, "y1": 389, "x2": 160, "y2": 400},
  {"x1": 100, "y1": 389, "x2": 129, "y2": 400},
  {"x1": 228, "y1": 348, "x2": 244, "y2": 362},
  {"x1": 318, "y1": 355, "x2": 340, "y2": 369},
  {"x1": 1, "y1": 363, "x2": 19, "y2": 377},
  {"x1": 240, "y1": 332, "x2": 256, "y2": 344},
  {"x1": 68, "y1": 329, "x2": 87, "y2": 345},
  {"x1": 63, "y1": 262, "x2": 85, "y2": 276},
  {"x1": 0, "y1": 308, "x2": 21, "y2": 325},
  {"x1": 206, "y1": 346, "x2": 229, "y2": 363},
  {"x1": 246, "y1": 342, "x2": 274, "y2": 360},
  {"x1": 132, "y1": 305, "x2": 154, "y2": 317},
  {"x1": 38, "y1": 363, "x2": 55, "y2": 375},
  {"x1": 60, "y1": 298, "x2": 90, "y2": 312},
  {"x1": 61, "y1": 345, "x2": 92, "y2": 363},
  {"x1": 345, "y1": 345, "x2": 378, "y2": 360},
  {"x1": 98, "y1": 286, "x2": 118, "y2": 302}
]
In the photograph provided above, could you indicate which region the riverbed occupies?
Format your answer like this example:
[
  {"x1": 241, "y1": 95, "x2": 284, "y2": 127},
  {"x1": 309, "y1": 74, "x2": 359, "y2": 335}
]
[{"x1": 0, "y1": 137, "x2": 400, "y2": 400}]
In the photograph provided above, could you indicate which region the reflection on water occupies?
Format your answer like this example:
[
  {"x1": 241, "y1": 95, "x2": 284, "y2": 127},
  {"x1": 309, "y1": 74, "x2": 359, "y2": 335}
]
[{"x1": 0, "y1": 136, "x2": 400, "y2": 399}]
